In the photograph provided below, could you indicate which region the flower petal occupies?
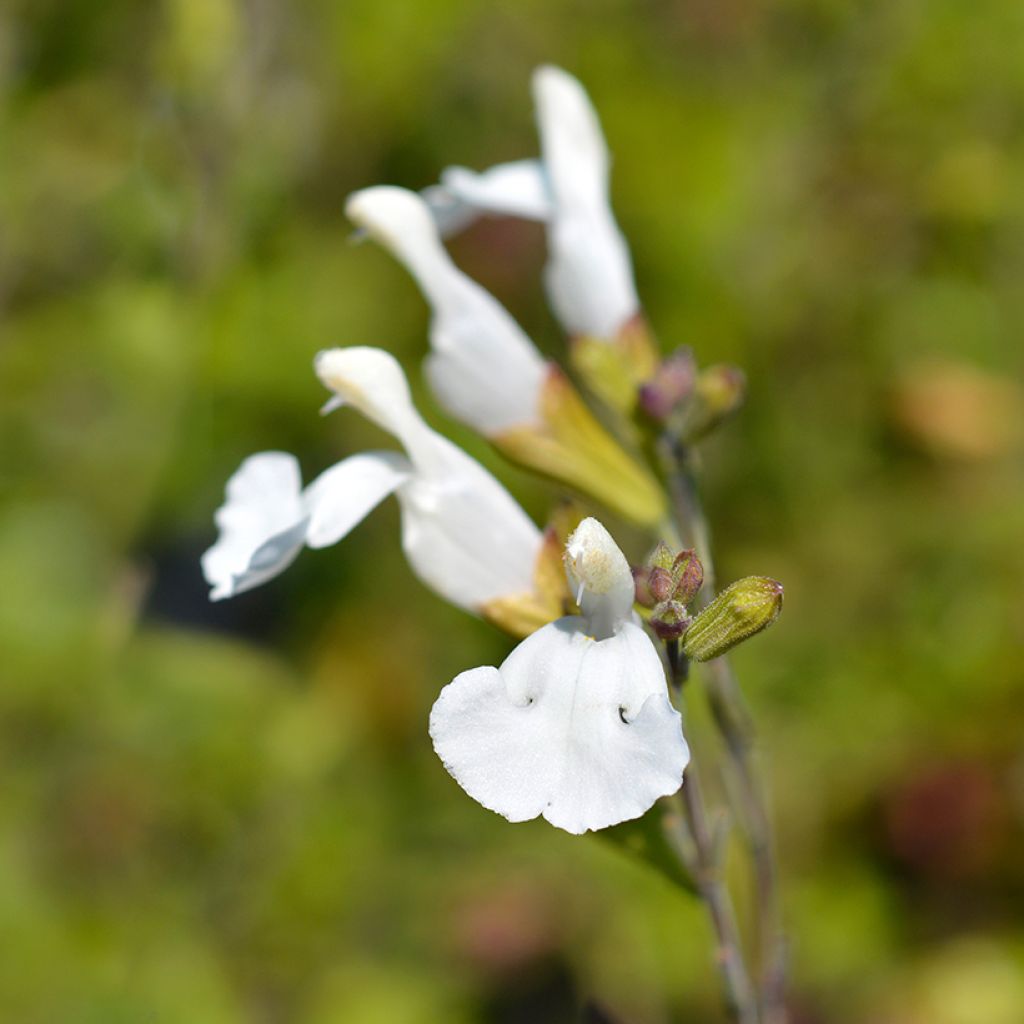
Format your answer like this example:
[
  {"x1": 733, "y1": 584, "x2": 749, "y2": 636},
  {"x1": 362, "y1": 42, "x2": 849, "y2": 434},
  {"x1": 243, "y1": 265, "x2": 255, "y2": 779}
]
[
  {"x1": 315, "y1": 346, "x2": 430, "y2": 463},
  {"x1": 430, "y1": 619, "x2": 688, "y2": 834},
  {"x1": 316, "y1": 347, "x2": 543, "y2": 612},
  {"x1": 397, "y1": 433, "x2": 541, "y2": 610},
  {"x1": 304, "y1": 451, "x2": 412, "y2": 549},
  {"x1": 201, "y1": 452, "x2": 308, "y2": 600},
  {"x1": 345, "y1": 186, "x2": 547, "y2": 435},
  {"x1": 424, "y1": 159, "x2": 553, "y2": 237},
  {"x1": 564, "y1": 516, "x2": 636, "y2": 638},
  {"x1": 532, "y1": 65, "x2": 640, "y2": 340}
]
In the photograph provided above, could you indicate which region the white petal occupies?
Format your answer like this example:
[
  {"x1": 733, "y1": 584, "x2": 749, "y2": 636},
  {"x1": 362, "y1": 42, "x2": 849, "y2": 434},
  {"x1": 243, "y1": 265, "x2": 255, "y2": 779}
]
[
  {"x1": 425, "y1": 160, "x2": 553, "y2": 237},
  {"x1": 430, "y1": 619, "x2": 688, "y2": 834},
  {"x1": 533, "y1": 65, "x2": 639, "y2": 340},
  {"x1": 421, "y1": 183, "x2": 481, "y2": 238},
  {"x1": 397, "y1": 433, "x2": 541, "y2": 610},
  {"x1": 314, "y1": 346, "x2": 428, "y2": 462},
  {"x1": 345, "y1": 186, "x2": 547, "y2": 434},
  {"x1": 303, "y1": 451, "x2": 412, "y2": 549},
  {"x1": 315, "y1": 347, "x2": 543, "y2": 611},
  {"x1": 564, "y1": 517, "x2": 637, "y2": 638},
  {"x1": 201, "y1": 452, "x2": 308, "y2": 600}
]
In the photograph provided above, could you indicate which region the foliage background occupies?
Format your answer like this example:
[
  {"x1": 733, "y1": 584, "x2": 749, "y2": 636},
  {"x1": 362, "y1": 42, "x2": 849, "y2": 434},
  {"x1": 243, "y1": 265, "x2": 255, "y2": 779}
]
[{"x1": 2, "y1": 0, "x2": 1023, "y2": 1021}]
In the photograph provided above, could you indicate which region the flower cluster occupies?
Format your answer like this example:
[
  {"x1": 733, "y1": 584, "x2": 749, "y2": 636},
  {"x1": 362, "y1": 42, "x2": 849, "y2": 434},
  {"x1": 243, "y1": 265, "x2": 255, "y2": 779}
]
[{"x1": 203, "y1": 66, "x2": 780, "y2": 835}]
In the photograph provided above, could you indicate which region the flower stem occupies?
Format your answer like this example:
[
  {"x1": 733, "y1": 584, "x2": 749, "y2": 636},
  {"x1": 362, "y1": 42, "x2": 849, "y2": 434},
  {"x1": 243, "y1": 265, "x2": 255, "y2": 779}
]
[
  {"x1": 660, "y1": 435, "x2": 788, "y2": 1024},
  {"x1": 677, "y1": 748, "x2": 760, "y2": 1024}
]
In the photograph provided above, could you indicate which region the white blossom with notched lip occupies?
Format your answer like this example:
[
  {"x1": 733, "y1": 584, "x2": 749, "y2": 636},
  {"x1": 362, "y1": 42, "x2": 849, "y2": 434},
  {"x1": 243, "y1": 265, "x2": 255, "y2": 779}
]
[
  {"x1": 202, "y1": 347, "x2": 542, "y2": 612},
  {"x1": 430, "y1": 517, "x2": 688, "y2": 834},
  {"x1": 346, "y1": 186, "x2": 548, "y2": 435}
]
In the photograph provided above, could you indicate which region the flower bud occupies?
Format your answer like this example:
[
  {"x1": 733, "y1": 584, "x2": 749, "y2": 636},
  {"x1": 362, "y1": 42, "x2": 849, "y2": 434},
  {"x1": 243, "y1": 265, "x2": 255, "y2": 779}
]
[
  {"x1": 647, "y1": 541, "x2": 675, "y2": 573},
  {"x1": 632, "y1": 566, "x2": 654, "y2": 608},
  {"x1": 648, "y1": 566, "x2": 675, "y2": 603},
  {"x1": 638, "y1": 347, "x2": 697, "y2": 422},
  {"x1": 649, "y1": 600, "x2": 692, "y2": 642},
  {"x1": 635, "y1": 543, "x2": 705, "y2": 612},
  {"x1": 672, "y1": 549, "x2": 704, "y2": 605},
  {"x1": 682, "y1": 577, "x2": 783, "y2": 662},
  {"x1": 681, "y1": 364, "x2": 746, "y2": 441}
]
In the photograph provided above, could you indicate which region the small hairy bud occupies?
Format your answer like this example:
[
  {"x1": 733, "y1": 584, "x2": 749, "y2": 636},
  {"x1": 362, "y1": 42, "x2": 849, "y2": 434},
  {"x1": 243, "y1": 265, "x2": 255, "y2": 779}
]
[
  {"x1": 649, "y1": 600, "x2": 692, "y2": 642},
  {"x1": 647, "y1": 541, "x2": 676, "y2": 572},
  {"x1": 648, "y1": 566, "x2": 675, "y2": 603},
  {"x1": 671, "y1": 549, "x2": 704, "y2": 605},
  {"x1": 638, "y1": 347, "x2": 697, "y2": 422},
  {"x1": 682, "y1": 577, "x2": 783, "y2": 661},
  {"x1": 636, "y1": 543, "x2": 706, "y2": 616},
  {"x1": 632, "y1": 566, "x2": 655, "y2": 608},
  {"x1": 682, "y1": 364, "x2": 747, "y2": 441}
]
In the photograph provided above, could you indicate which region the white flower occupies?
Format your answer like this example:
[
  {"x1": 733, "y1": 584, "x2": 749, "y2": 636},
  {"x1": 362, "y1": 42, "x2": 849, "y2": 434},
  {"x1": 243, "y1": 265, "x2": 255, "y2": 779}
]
[
  {"x1": 345, "y1": 186, "x2": 548, "y2": 436},
  {"x1": 429, "y1": 66, "x2": 640, "y2": 342},
  {"x1": 430, "y1": 517, "x2": 689, "y2": 834},
  {"x1": 202, "y1": 347, "x2": 543, "y2": 612},
  {"x1": 533, "y1": 65, "x2": 640, "y2": 341},
  {"x1": 423, "y1": 159, "x2": 552, "y2": 237}
]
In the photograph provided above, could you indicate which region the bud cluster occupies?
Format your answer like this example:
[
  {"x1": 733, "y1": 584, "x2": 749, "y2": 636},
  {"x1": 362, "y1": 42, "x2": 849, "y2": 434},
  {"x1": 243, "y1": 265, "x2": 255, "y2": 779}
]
[
  {"x1": 637, "y1": 345, "x2": 746, "y2": 443},
  {"x1": 635, "y1": 544, "x2": 784, "y2": 659},
  {"x1": 633, "y1": 542, "x2": 705, "y2": 641}
]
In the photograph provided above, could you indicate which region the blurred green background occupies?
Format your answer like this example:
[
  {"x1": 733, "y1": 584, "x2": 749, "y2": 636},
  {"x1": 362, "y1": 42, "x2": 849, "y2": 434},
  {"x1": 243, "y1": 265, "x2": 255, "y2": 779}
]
[{"x1": 2, "y1": 0, "x2": 1023, "y2": 1021}]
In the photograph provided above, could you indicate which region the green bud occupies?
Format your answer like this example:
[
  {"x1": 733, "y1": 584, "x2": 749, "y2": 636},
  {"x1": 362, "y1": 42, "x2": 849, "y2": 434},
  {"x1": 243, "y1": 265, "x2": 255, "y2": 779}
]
[
  {"x1": 650, "y1": 600, "x2": 692, "y2": 642},
  {"x1": 647, "y1": 541, "x2": 676, "y2": 572},
  {"x1": 682, "y1": 577, "x2": 783, "y2": 661},
  {"x1": 681, "y1": 364, "x2": 746, "y2": 441}
]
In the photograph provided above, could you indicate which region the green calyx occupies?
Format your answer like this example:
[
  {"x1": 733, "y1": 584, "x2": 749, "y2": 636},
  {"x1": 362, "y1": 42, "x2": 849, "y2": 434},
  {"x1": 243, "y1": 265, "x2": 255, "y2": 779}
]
[{"x1": 682, "y1": 576, "x2": 784, "y2": 661}]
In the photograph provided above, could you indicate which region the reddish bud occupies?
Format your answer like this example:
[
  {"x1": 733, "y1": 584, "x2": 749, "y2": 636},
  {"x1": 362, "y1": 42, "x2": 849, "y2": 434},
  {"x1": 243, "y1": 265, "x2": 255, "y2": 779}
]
[
  {"x1": 672, "y1": 549, "x2": 704, "y2": 604},
  {"x1": 649, "y1": 600, "x2": 692, "y2": 641},
  {"x1": 648, "y1": 566, "x2": 675, "y2": 603}
]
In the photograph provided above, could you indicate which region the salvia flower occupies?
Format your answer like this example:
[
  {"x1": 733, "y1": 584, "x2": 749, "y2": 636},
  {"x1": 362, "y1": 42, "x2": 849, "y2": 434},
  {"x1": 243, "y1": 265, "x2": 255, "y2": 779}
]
[
  {"x1": 531, "y1": 64, "x2": 640, "y2": 344},
  {"x1": 203, "y1": 346, "x2": 547, "y2": 621},
  {"x1": 346, "y1": 185, "x2": 548, "y2": 436},
  {"x1": 347, "y1": 185, "x2": 666, "y2": 526},
  {"x1": 431, "y1": 67, "x2": 640, "y2": 344},
  {"x1": 423, "y1": 158, "x2": 552, "y2": 238},
  {"x1": 429, "y1": 517, "x2": 689, "y2": 834},
  {"x1": 428, "y1": 65, "x2": 659, "y2": 414}
]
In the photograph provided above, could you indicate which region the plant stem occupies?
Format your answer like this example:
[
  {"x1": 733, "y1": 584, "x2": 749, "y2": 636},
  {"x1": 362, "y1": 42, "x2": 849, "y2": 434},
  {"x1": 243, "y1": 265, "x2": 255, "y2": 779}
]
[
  {"x1": 662, "y1": 627, "x2": 759, "y2": 1024},
  {"x1": 660, "y1": 435, "x2": 788, "y2": 1024},
  {"x1": 677, "y1": 746, "x2": 760, "y2": 1024}
]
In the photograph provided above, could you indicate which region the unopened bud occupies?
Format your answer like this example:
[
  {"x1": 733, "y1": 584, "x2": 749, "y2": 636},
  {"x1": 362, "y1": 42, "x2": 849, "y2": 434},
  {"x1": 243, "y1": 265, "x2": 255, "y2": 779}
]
[
  {"x1": 632, "y1": 566, "x2": 655, "y2": 608},
  {"x1": 682, "y1": 364, "x2": 746, "y2": 441},
  {"x1": 672, "y1": 549, "x2": 704, "y2": 605},
  {"x1": 636, "y1": 542, "x2": 705, "y2": 610},
  {"x1": 682, "y1": 577, "x2": 783, "y2": 661},
  {"x1": 649, "y1": 600, "x2": 692, "y2": 642},
  {"x1": 638, "y1": 347, "x2": 697, "y2": 422},
  {"x1": 647, "y1": 541, "x2": 675, "y2": 572},
  {"x1": 648, "y1": 566, "x2": 675, "y2": 603}
]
